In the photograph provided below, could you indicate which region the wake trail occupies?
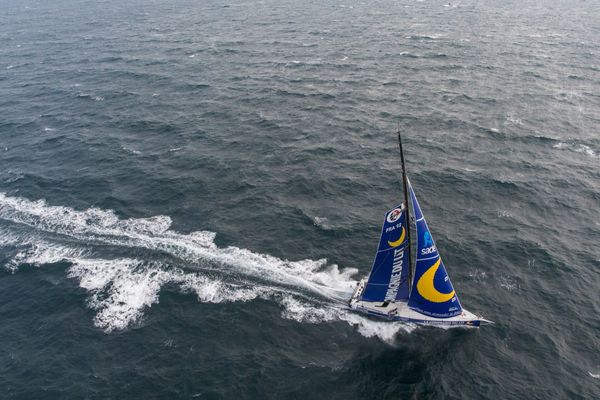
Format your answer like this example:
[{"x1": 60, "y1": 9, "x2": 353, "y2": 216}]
[{"x1": 0, "y1": 193, "x2": 414, "y2": 341}]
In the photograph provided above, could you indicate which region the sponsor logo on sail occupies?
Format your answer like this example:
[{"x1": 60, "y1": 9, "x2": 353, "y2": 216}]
[
  {"x1": 386, "y1": 208, "x2": 403, "y2": 223},
  {"x1": 423, "y1": 231, "x2": 433, "y2": 246},
  {"x1": 384, "y1": 248, "x2": 405, "y2": 301},
  {"x1": 421, "y1": 246, "x2": 437, "y2": 255},
  {"x1": 387, "y1": 227, "x2": 406, "y2": 248},
  {"x1": 415, "y1": 259, "x2": 455, "y2": 303},
  {"x1": 421, "y1": 231, "x2": 436, "y2": 255}
]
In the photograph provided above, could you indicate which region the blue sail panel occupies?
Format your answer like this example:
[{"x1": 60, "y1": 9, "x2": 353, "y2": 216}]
[
  {"x1": 361, "y1": 204, "x2": 410, "y2": 302},
  {"x1": 407, "y1": 181, "x2": 463, "y2": 318}
]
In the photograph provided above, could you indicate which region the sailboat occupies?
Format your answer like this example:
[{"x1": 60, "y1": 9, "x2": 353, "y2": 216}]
[{"x1": 348, "y1": 133, "x2": 492, "y2": 327}]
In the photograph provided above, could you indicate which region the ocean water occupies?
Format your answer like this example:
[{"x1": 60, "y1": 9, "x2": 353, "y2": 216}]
[{"x1": 1, "y1": 0, "x2": 599, "y2": 398}]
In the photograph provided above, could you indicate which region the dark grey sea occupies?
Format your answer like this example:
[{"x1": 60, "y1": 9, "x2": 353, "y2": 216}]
[{"x1": 1, "y1": 0, "x2": 599, "y2": 398}]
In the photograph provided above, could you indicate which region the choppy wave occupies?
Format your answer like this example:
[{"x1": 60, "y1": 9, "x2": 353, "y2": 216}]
[
  {"x1": 0, "y1": 193, "x2": 414, "y2": 340},
  {"x1": 553, "y1": 141, "x2": 599, "y2": 158},
  {"x1": 312, "y1": 216, "x2": 333, "y2": 231}
]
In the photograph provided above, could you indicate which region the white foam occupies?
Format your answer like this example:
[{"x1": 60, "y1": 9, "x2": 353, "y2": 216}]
[
  {"x1": 0, "y1": 228, "x2": 23, "y2": 247},
  {"x1": 280, "y1": 296, "x2": 414, "y2": 343},
  {"x1": 12, "y1": 241, "x2": 83, "y2": 267},
  {"x1": 505, "y1": 114, "x2": 522, "y2": 125},
  {"x1": 589, "y1": 371, "x2": 600, "y2": 379},
  {"x1": 0, "y1": 193, "x2": 422, "y2": 341},
  {"x1": 573, "y1": 144, "x2": 597, "y2": 157},
  {"x1": 497, "y1": 209, "x2": 512, "y2": 218},
  {"x1": 499, "y1": 275, "x2": 519, "y2": 291},
  {"x1": 76, "y1": 93, "x2": 104, "y2": 102},
  {"x1": 467, "y1": 269, "x2": 487, "y2": 281},
  {"x1": 0, "y1": 193, "x2": 358, "y2": 301},
  {"x1": 180, "y1": 275, "x2": 274, "y2": 304},
  {"x1": 66, "y1": 253, "x2": 401, "y2": 339},
  {"x1": 553, "y1": 142, "x2": 599, "y2": 158},
  {"x1": 1, "y1": 230, "x2": 86, "y2": 272},
  {"x1": 121, "y1": 145, "x2": 142, "y2": 155},
  {"x1": 63, "y1": 255, "x2": 281, "y2": 331},
  {"x1": 313, "y1": 216, "x2": 333, "y2": 231},
  {"x1": 0, "y1": 195, "x2": 395, "y2": 332},
  {"x1": 69, "y1": 258, "x2": 160, "y2": 331}
]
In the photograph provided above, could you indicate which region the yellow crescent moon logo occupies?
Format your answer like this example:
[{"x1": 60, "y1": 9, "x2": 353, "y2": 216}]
[
  {"x1": 416, "y1": 258, "x2": 455, "y2": 303},
  {"x1": 387, "y1": 227, "x2": 406, "y2": 248}
]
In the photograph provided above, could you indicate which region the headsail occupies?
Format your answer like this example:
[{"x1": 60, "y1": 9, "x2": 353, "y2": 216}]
[
  {"x1": 407, "y1": 180, "x2": 463, "y2": 318},
  {"x1": 361, "y1": 204, "x2": 411, "y2": 302}
]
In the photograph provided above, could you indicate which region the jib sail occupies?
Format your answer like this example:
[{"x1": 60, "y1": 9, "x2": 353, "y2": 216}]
[{"x1": 407, "y1": 180, "x2": 463, "y2": 318}]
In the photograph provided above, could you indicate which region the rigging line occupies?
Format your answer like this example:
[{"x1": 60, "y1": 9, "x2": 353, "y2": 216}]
[{"x1": 397, "y1": 129, "x2": 413, "y2": 296}]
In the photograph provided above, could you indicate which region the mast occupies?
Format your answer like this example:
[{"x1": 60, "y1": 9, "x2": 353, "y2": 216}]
[{"x1": 397, "y1": 130, "x2": 413, "y2": 294}]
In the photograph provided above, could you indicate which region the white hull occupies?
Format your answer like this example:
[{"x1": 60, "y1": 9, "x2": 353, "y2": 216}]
[{"x1": 349, "y1": 279, "x2": 492, "y2": 327}]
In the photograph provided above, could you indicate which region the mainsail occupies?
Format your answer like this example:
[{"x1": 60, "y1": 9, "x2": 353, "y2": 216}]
[
  {"x1": 361, "y1": 204, "x2": 410, "y2": 302},
  {"x1": 407, "y1": 180, "x2": 463, "y2": 318}
]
